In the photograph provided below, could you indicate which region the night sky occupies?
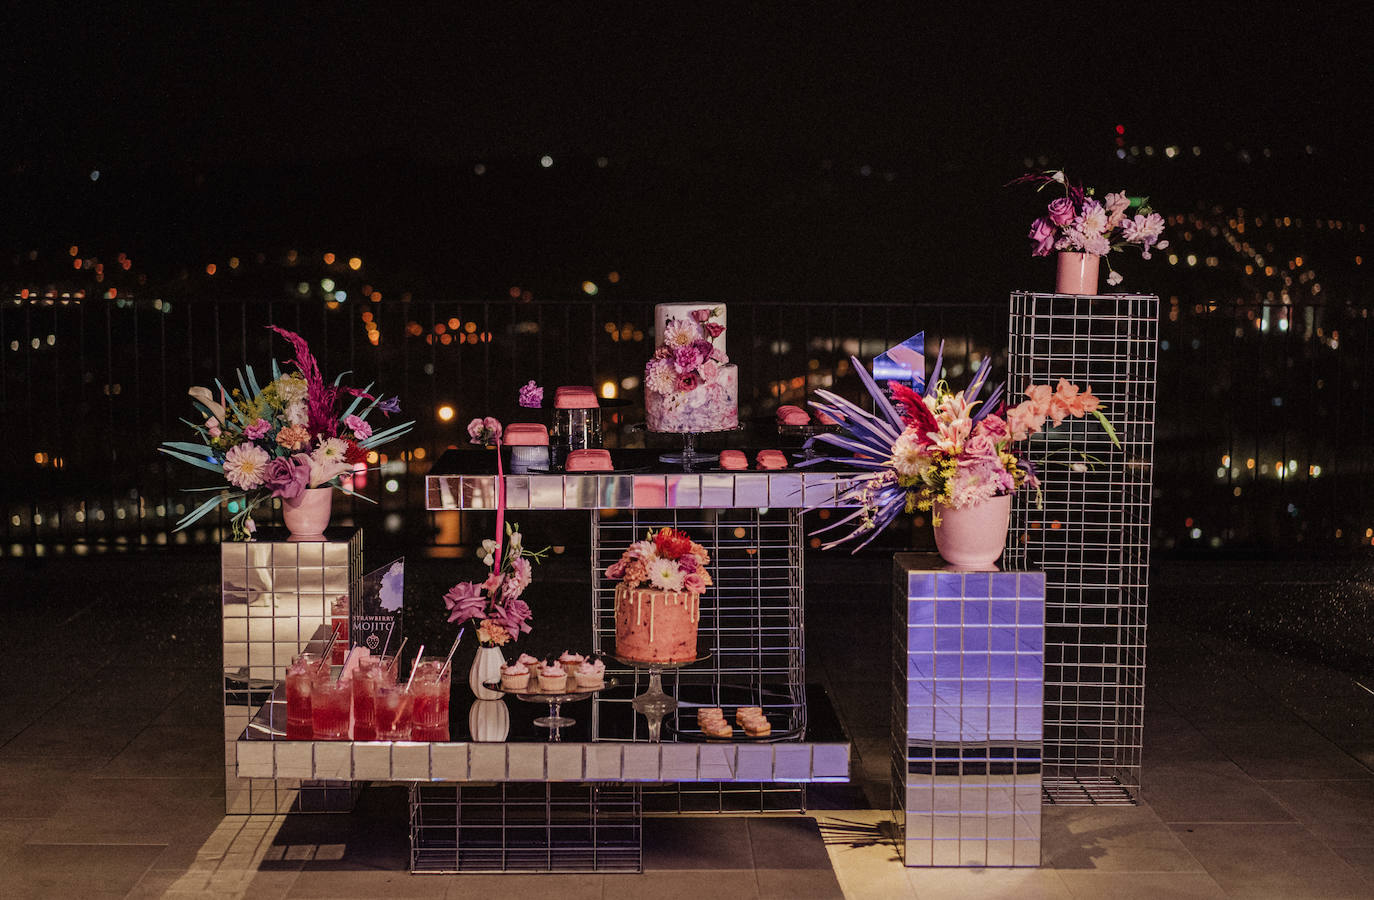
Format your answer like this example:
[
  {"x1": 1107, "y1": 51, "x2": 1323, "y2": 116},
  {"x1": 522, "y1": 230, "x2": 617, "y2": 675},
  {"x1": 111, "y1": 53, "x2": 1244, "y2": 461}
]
[{"x1": 5, "y1": 5, "x2": 1371, "y2": 297}]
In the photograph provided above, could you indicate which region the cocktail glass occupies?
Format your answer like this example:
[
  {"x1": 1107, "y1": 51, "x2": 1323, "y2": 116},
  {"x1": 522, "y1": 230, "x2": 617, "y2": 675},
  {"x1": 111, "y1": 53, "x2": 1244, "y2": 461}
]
[
  {"x1": 284, "y1": 652, "x2": 321, "y2": 740},
  {"x1": 373, "y1": 682, "x2": 413, "y2": 741},
  {"x1": 310, "y1": 671, "x2": 353, "y2": 740},
  {"x1": 351, "y1": 654, "x2": 397, "y2": 741},
  {"x1": 410, "y1": 660, "x2": 451, "y2": 741}
]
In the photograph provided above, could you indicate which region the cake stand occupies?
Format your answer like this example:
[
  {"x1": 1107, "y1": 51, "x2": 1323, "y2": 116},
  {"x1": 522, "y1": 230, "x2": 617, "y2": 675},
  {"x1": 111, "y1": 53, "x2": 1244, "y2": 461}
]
[
  {"x1": 654, "y1": 425, "x2": 744, "y2": 467},
  {"x1": 483, "y1": 679, "x2": 617, "y2": 742},
  {"x1": 611, "y1": 652, "x2": 710, "y2": 742}
]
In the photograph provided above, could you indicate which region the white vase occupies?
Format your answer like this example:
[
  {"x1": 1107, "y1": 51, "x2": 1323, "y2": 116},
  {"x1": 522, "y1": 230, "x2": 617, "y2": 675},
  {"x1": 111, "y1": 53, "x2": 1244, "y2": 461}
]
[
  {"x1": 932, "y1": 494, "x2": 1013, "y2": 569},
  {"x1": 468, "y1": 645, "x2": 506, "y2": 700},
  {"x1": 468, "y1": 698, "x2": 510, "y2": 742}
]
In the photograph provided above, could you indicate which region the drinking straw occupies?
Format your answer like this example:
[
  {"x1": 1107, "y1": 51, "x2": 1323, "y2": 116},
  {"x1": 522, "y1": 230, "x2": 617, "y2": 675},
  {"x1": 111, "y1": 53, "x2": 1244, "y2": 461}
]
[
  {"x1": 336, "y1": 646, "x2": 360, "y2": 683},
  {"x1": 438, "y1": 627, "x2": 467, "y2": 680},
  {"x1": 317, "y1": 630, "x2": 339, "y2": 673},
  {"x1": 380, "y1": 621, "x2": 396, "y2": 659},
  {"x1": 389, "y1": 637, "x2": 408, "y2": 677},
  {"x1": 404, "y1": 644, "x2": 426, "y2": 691}
]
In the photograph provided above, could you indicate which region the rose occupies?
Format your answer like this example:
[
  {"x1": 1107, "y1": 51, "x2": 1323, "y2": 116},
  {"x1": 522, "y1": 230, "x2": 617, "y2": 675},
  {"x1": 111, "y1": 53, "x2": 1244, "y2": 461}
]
[
  {"x1": 973, "y1": 415, "x2": 1010, "y2": 444},
  {"x1": 675, "y1": 371, "x2": 702, "y2": 392},
  {"x1": 263, "y1": 452, "x2": 313, "y2": 499},
  {"x1": 689, "y1": 308, "x2": 712, "y2": 323},
  {"x1": 467, "y1": 416, "x2": 502, "y2": 445},
  {"x1": 683, "y1": 572, "x2": 706, "y2": 594},
  {"x1": 702, "y1": 322, "x2": 724, "y2": 339},
  {"x1": 1047, "y1": 197, "x2": 1075, "y2": 226},
  {"x1": 961, "y1": 433, "x2": 1000, "y2": 462},
  {"x1": 1028, "y1": 217, "x2": 1056, "y2": 257}
]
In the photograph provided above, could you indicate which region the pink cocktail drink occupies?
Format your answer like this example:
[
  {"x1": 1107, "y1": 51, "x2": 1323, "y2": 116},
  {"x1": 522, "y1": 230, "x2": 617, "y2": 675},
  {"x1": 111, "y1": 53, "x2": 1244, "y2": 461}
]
[
  {"x1": 351, "y1": 655, "x2": 397, "y2": 741},
  {"x1": 284, "y1": 652, "x2": 321, "y2": 740},
  {"x1": 373, "y1": 682, "x2": 413, "y2": 741},
  {"x1": 410, "y1": 661, "x2": 451, "y2": 741},
  {"x1": 311, "y1": 673, "x2": 353, "y2": 740}
]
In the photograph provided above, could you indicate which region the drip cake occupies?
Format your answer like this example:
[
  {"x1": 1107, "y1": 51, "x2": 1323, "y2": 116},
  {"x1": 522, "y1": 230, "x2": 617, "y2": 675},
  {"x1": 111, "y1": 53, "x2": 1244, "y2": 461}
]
[
  {"x1": 605, "y1": 527, "x2": 712, "y2": 663},
  {"x1": 644, "y1": 303, "x2": 738, "y2": 433}
]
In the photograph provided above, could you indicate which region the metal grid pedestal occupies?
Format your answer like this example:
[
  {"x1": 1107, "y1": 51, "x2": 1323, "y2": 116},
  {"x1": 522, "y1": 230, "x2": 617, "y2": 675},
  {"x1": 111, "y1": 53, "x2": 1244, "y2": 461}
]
[
  {"x1": 221, "y1": 529, "x2": 363, "y2": 814},
  {"x1": 892, "y1": 555, "x2": 1045, "y2": 867},
  {"x1": 1005, "y1": 291, "x2": 1157, "y2": 806},
  {"x1": 409, "y1": 783, "x2": 642, "y2": 874},
  {"x1": 591, "y1": 507, "x2": 807, "y2": 812}
]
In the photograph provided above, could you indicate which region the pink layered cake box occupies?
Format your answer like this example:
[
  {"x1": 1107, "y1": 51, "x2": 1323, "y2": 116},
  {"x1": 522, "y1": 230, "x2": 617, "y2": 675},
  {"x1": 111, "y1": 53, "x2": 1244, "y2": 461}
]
[
  {"x1": 566, "y1": 448, "x2": 612, "y2": 471},
  {"x1": 614, "y1": 583, "x2": 700, "y2": 663},
  {"x1": 503, "y1": 422, "x2": 549, "y2": 445},
  {"x1": 554, "y1": 386, "x2": 599, "y2": 409}
]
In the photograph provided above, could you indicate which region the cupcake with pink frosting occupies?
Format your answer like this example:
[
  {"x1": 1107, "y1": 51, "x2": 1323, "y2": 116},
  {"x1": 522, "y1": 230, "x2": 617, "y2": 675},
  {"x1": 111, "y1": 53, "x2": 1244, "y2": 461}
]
[
  {"x1": 500, "y1": 662, "x2": 530, "y2": 692},
  {"x1": 574, "y1": 657, "x2": 606, "y2": 690},
  {"x1": 558, "y1": 651, "x2": 586, "y2": 675},
  {"x1": 538, "y1": 661, "x2": 567, "y2": 693}
]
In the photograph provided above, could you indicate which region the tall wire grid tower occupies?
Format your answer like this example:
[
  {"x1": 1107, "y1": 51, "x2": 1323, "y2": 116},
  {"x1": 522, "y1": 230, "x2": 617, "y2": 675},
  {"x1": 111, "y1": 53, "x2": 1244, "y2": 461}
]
[{"x1": 1004, "y1": 291, "x2": 1158, "y2": 805}]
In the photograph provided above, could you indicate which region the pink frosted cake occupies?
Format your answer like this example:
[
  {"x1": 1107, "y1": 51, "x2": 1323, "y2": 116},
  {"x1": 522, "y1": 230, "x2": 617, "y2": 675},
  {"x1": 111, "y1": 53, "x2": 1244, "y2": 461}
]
[
  {"x1": 614, "y1": 583, "x2": 701, "y2": 663},
  {"x1": 644, "y1": 303, "x2": 738, "y2": 433}
]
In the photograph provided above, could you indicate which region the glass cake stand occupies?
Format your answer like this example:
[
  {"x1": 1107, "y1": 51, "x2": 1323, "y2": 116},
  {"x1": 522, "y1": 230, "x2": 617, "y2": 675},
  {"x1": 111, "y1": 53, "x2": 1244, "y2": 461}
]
[
  {"x1": 484, "y1": 679, "x2": 617, "y2": 741},
  {"x1": 611, "y1": 652, "x2": 710, "y2": 742},
  {"x1": 653, "y1": 425, "x2": 744, "y2": 467}
]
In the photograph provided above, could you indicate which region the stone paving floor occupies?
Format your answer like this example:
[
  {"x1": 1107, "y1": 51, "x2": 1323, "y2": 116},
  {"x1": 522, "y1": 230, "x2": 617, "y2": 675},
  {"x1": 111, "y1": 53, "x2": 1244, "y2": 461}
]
[{"x1": 1, "y1": 551, "x2": 1372, "y2": 898}]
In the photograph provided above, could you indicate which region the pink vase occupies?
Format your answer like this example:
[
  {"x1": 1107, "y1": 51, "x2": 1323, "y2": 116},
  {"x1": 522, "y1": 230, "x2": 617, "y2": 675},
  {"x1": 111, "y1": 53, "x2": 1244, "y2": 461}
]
[
  {"x1": 932, "y1": 494, "x2": 1012, "y2": 569},
  {"x1": 283, "y1": 487, "x2": 332, "y2": 539},
  {"x1": 1056, "y1": 251, "x2": 1100, "y2": 295}
]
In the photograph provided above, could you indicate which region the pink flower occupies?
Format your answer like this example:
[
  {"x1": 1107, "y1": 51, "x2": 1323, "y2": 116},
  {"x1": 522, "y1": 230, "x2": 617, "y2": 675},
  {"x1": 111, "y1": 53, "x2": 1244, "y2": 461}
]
[
  {"x1": 244, "y1": 418, "x2": 271, "y2": 440},
  {"x1": 675, "y1": 371, "x2": 702, "y2": 392},
  {"x1": 1051, "y1": 379, "x2": 1100, "y2": 419},
  {"x1": 506, "y1": 556, "x2": 532, "y2": 596},
  {"x1": 973, "y1": 415, "x2": 1009, "y2": 444},
  {"x1": 518, "y1": 380, "x2": 544, "y2": 408},
  {"x1": 344, "y1": 415, "x2": 372, "y2": 440},
  {"x1": 673, "y1": 345, "x2": 703, "y2": 373},
  {"x1": 702, "y1": 322, "x2": 724, "y2": 339},
  {"x1": 709, "y1": 347, "x2": 727, "y2": 364},
  {"x1": 481, "y1": 570, "x2": 504, "y2": 593},
  {"x1": 683, "y1": 572, "x2": 706, "y2": 594},
  {"x1": 1103, "y1": 192, "x2": 1131, "y2": 228},
  {"x1": 1024, "y1": 384, "x2": 1054, "y2": 415},
  {"x1": 1047, "y1": 197, "x2": 1075, "y2": 226},
  {"x1": 468, "y1": 416, "x2": 502, "y2": 445},
  {"x1": 277, "y1": 424, "x2": 310, "y2": 451},
  {"x1": 960, "y1": 433, "x2": 1000, "y2": 463},
  {"x1": 443, "y1": 581, "x2": 486, "y2": 624},
  {"x1": 1028, "y1": 217, "x2": 1056, "y2": 257},
  {"x1": 1006, "y1": 402, "x2": 1046, "y2": 441},
  {"x1": 223, "y1": 442, "x2": 271, "y2": 490},
  {"x1": 689, "y1": 308, "x2": 713, "y2": 323},
  {"x1": 700, "y1": 360, "x2": 720, "y2": 382}
]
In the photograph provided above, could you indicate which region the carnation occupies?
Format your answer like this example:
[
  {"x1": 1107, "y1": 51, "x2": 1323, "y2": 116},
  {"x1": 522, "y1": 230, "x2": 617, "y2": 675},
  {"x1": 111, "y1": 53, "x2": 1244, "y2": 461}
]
[
  {"x1": 344, "y1": 415, "x2": 372, "y2": 440},
  {"x1": 277, "y1": 424, "x2": 310, "y2": 450}
]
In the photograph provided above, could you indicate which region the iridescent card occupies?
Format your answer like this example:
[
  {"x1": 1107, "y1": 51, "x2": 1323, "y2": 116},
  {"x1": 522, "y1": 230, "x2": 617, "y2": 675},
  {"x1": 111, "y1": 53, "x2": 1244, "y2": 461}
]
[{"x1": 352, "y1": 557, "x2": 404, "y2": 656}]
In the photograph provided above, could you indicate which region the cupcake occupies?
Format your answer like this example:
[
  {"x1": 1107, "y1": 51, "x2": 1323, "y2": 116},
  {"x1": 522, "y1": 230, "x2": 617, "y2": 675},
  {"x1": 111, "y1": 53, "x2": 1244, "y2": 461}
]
[
  {"x1": 574, "y1": 658, "x2": 606, "y2": 690},
  {"x1": 539, "y1": 662, "x2": 567, "y2": 693},
  {"x1": 558, "y1": 651, "x2": 586, "y2": 674},
  {"x1": 516, "y1": 652, "x2": 540, "y2": 668},
  {"x1": 500, "y1": 662, "x2": 530, "y2": 692}
]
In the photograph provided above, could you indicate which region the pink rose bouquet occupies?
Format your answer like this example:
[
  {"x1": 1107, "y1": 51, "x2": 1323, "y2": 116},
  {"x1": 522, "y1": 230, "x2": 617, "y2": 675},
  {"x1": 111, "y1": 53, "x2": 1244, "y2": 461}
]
[{"x1": 1011, "y1": 169, "x2": 1167, "y2": 287}]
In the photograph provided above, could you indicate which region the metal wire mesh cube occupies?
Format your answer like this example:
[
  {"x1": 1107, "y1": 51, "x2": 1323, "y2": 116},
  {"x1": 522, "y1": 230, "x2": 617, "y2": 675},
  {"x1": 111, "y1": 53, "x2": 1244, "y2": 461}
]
[
  {"x1": 1004, "y1": 292, "x2": 1157, "y2": 805},
  {"x1": 590, "y1": 508, "x2": 807, "y2": 743},
  {"x1": 409, "y1": 782, "x2": 643, "y2": 874}
]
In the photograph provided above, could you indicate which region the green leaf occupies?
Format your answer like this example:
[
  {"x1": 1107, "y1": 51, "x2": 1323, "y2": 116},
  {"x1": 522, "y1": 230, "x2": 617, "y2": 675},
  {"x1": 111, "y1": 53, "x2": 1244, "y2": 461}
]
[
  {"x1": 174, "y1": 493, "x2": 229, "y2": 531},
  {"x1": 359, "y1": 419, "x2": 415, "y2": 449},
  {"x1": 159, "y1": 446, "x2": 226, "y2": 474},
  {"x1": 1092, "y1": 409, "x2": 1123, "y2": 449},
  {"x1": 162, "y1": 440, "x2": 217, "y2": 456}
]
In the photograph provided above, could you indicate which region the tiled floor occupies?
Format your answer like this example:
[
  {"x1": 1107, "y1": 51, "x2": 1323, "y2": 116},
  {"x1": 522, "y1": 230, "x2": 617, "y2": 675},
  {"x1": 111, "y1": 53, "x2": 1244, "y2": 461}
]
[{"x1": 1, "y1": 553, "x2": 1372, "y2": 898}]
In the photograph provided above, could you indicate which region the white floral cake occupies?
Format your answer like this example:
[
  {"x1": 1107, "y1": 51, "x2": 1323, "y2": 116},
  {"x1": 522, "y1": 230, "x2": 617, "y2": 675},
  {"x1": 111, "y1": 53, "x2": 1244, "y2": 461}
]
[{"x1": 644, "y1": 303, "x2": 738, "y2": 433}]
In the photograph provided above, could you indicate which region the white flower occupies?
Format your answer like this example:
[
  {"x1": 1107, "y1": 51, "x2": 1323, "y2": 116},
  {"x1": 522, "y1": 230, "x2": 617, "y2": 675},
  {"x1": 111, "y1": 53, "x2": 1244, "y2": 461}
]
[
  {"x1": 1107, "y1": 270, "x2": 1124, "y2": 286},
  {"x1": 1075, "y1": 200, "x2": 1109, "y2": 237},
  {"x1": 888, "y1": 430, "x2": 927, "y2": 479},
  {"x1": 308, "y1": 438, "x2": 351, "y2": 487},
  {"x1": 223, "y1": 443, "x2": 270, "y2": 489},
  {"x1": 645, "y1": 358, "x2": 677, "y2": 395},
  {"x1": 662, "y1": 318, "x2": 699, "y2": 348},
  {"x1": 285, "y1": 400, "x2": 309, "y2": 426},
  {"x1": 648, "y1": 557, "x2": 686, "y2": 592},
  {"x1": 480, "y1": 539, "x2": 498, "y2": 567},
  {"x1": 313, "y1": 437, "x2": 348, "y2": 462}
]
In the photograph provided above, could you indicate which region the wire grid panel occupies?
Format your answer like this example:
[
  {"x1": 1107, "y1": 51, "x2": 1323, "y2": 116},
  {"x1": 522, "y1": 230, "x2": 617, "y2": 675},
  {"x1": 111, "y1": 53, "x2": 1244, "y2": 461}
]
[
  {"x1": 591, "y1": 508, "x2": 806, "y2": 742},
  {"x1": 1005, "y1": 292, "x2": 1156, "y2": 805},
  {"x1": 409, "y1": 783, "x2": 642, "y2": 874}
]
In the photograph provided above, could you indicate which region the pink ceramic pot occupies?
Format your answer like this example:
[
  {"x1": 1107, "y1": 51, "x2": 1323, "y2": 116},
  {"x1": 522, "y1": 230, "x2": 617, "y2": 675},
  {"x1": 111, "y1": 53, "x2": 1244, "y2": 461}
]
[
  {"x1": 932, "y1": 494, "x2": 1012, "y2": 569},
  {"x1": 283, "y1": 487, "x2": 332, "y2": 538},
  {"x1": 1056, "y1": 251, "x2": 1100, "y2": 295}
]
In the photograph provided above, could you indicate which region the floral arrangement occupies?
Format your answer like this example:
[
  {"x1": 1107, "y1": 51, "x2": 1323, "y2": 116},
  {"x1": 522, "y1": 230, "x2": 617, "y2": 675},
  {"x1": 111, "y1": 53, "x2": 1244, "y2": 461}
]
[
  {"x1": 159, "y1": 326, "x2": 413, "y2": 540},
  {"x1": 605, "y1": 527, "x2": 713, "y2": 594},
  {"x1": 442, "y1": 521, "x2": 548, "y2": 646},
  {"x1": 1013, "y1": 169, "x2": 1167, "y2": 286},
  {"x1": 645, "y1": 307, "x2": 728, "y2": 397},
  {"x1": 467, "y1": 416, "x2": 502, "y2": 445},
  {"x1": 802, "y1": 344, "x2": 1120, "y2": 551},
  {"x1": 518, "y1": 380, "x2": 544, "y2": 408}
]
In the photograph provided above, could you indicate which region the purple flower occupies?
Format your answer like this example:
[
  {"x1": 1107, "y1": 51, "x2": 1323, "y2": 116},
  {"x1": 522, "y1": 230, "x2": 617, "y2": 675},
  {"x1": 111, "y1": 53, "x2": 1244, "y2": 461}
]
[
  {"x1": 243, "y1": 418, "x2": 271, "y2": 440},
  {"x1": 493, "y1": 596, "x2": 533, "y2": 637},
  {"x1": 344, "y1": 415, "x2": 372, "y2": 440},
  {"x1": 443, "y1": 581, "x2": 488, "y2": 625},
  {"x1": 1047, "y1": 197, "x2": 1075, "y2": 226},
  {"x1": 376, "y1": 396, "x2": 402, "y2": 415},
  {"x1": 518, "y1": 380, "x2": 544, "y2": 408},
  {"x1": 263, "y1": 452, "x2": 313, "y2": 500},
  {"x1": 1028, "y1": 217, "x2": 1057, "y2": 257}
]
